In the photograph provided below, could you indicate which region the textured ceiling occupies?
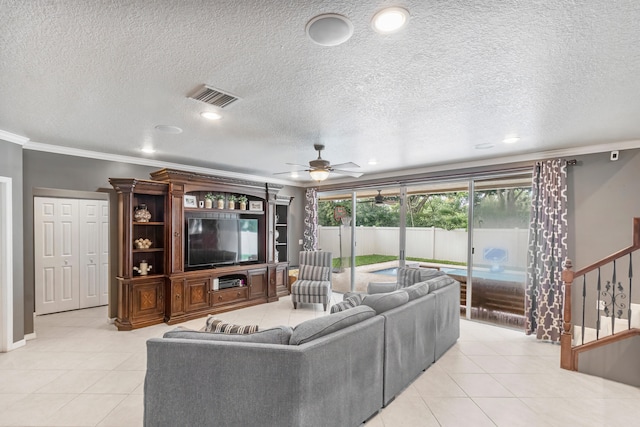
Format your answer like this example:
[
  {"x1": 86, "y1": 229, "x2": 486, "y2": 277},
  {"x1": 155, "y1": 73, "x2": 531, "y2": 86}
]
[{"x1": 1, "y1": 1, "x2": 640, "y2": 185}]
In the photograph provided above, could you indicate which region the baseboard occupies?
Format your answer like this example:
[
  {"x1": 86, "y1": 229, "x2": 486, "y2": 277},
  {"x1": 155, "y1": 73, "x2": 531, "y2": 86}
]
[
  {"x1": 107, "y1": 317, "x2": 116, "y2": 324},
  {"x1": 7, "y1": 339, "x2": 25, "y2": 351},
  {"x1": 25, "y1": 332, "x2": 36, "y2": 341}
]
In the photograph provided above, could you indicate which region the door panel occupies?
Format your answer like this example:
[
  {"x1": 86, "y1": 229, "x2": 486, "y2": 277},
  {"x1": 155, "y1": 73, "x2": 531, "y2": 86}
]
[
  {"x1": 35, "y1": 197, "x2": 79, "y2": 314},
  {"x1": 79, "y1": 200, "x2": 109, "y2": 308}
]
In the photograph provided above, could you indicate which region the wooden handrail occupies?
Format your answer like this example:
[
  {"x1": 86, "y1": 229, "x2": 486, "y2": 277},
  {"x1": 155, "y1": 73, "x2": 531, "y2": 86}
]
[
  {"x1": 561, "y1": 217, "x2": 640, "y2": 371},
  {"x1": 574, "y1": 217, "x2": 640, "y2": 277}
]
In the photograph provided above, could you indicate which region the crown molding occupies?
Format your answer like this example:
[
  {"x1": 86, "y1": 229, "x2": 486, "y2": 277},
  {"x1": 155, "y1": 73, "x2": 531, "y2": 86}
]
[
  {"x1": 22, "y1": 141, "x2": 297, "y2": 187},
  {"x1": 307, "y1": 139, "x2": 640, "y2": 188},
  {"x1": 0, "y1": 129, "x2": 30, "y2": 146}
]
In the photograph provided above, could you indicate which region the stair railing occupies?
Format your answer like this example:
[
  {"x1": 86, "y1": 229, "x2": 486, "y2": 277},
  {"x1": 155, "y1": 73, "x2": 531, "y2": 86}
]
[{"x1": 561, "y1": 218, "x2": 640, "y2": 370}]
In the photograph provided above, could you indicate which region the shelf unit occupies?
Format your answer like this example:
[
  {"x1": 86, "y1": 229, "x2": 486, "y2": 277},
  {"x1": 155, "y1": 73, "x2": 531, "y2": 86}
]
[
  {"x1": 109, "y1": 178, "x2": 169, "y2": 330},
  {"x1": 110, "y1": 169, "x2": 293, "y2": 329}
]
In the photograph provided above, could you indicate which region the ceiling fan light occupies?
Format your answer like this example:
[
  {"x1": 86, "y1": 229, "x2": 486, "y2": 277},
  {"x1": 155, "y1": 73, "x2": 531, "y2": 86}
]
[{"x1": 309, "y1": 169, "x2": 330, "y2": 181}]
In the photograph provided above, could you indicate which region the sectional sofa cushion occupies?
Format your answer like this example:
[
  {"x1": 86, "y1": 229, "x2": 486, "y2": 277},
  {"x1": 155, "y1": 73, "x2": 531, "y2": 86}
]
[
  {"x1": 205, "y1": 316, "x2": 258, "y2": 334},
  {"x1": 290, "y1": 305, "x2": 376, "y2": 345},
  {"x1": 397, "y1": 268, "x2": 444, "y2": 288},
  {"x1": 330, "y1": 294, "x2": 364, "y2": 313},
  {"x1": 427, "y1": 275, "x2": 457, "y2": 292},
  {"x1": 362, "y1": 290, "x2": 409, "y2": 314},
  {"x1": 163, "y1": 326, "x2": 294, "y2": 345},
  {"x1": 404, "y1": 281, "x2": 431, "y2": 301},
  {"x1": 299, "y1": 264, "x2": 331, "y2": 281}
]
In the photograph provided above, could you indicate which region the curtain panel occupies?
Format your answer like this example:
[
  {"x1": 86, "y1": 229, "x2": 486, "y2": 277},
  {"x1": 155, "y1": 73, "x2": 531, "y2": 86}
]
[
  {"x1": 525, "y1": 159, "x2": 568, "y2": 342},
  {"x1": 303, "y1": 188, "x2": 318, "y2": 251}
]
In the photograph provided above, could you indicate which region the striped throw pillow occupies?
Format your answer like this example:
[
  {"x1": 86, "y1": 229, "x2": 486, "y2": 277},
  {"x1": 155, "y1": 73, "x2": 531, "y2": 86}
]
[
  {"x1": 204, "y1": 316, "x2": 259, "y2": 334},
  {"x1": 330, "y1": 294, "x2": 363, "y2": 313},
  {"x1": 299, "y1": 264, "x2": 331, "y2": 281}
]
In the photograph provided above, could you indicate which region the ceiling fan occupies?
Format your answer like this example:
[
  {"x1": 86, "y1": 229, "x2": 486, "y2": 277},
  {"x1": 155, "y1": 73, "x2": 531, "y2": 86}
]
[
  {"x1": 356, "y1": 190, "x2": 398, "y2": 206},
  {"x1": 275, "y1": 144, "x2": 363, "y2": 181}
]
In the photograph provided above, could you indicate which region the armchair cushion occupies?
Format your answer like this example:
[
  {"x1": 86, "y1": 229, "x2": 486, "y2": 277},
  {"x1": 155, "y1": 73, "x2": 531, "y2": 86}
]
[
  {"x1": 398, "y1": 267, "x2": 444, "y2": 288},
  {"x1": 290, "y1": 305, "x2": 376, "y2": 345},
  {"x1": 362, "y1": 290, "x2": 409, "y2": 314},
  {"x1": 299, "y1": 264, "x2": 331, "y2": 281}
]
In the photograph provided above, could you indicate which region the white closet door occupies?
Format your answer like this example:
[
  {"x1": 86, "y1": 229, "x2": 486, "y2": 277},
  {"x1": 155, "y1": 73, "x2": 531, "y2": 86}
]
[
  {"x1": 99, "y1": 201, "x2": 110, "y2": 305},
  {"x1": 34, "y1": 197, "x2": 80, "y2": 314},
  {"x1": 79, "y1": 200, "x2": 108, "y2": 308}
]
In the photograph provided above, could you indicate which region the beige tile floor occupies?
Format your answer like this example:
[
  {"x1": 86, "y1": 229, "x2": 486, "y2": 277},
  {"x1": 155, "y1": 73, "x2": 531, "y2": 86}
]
[{"x1": 1, "y1": 295, "x2": 639, "y2": 427}]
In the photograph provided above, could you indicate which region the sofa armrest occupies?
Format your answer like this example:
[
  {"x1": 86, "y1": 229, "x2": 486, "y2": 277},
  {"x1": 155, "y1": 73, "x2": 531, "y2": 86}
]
[
  {"x1": 144, "y1": 316, "x2": 384, "y2": 427},
  {"x1": 367, "y1": 281, "x2": 398, "y2": 294}
]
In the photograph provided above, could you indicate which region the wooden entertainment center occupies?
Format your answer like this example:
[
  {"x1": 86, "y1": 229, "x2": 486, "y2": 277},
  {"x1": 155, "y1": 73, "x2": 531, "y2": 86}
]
[{"x1": 109, "y1": 168, "x2": 292, "y2": 331}]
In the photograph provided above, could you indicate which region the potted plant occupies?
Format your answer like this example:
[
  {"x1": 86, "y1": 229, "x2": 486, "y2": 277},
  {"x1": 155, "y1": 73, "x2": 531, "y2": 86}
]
[
  {"x1": 237, "y1": 195, "x2": 248, "y2": 210},
  {"x1": 228, "y1": 195, "x2": 237, "y2": 210},
  {"x1": 204, "y1": 193, "x2": 214, "y2": 209},
  {"x1": 213, "y1": 194, "x2": 225, "y2": 209}
]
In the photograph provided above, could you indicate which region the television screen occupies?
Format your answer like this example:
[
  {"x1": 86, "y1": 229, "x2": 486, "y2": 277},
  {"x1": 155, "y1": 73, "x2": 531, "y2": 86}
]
[{"x1": 186, "y1": 217, "x2": 260, "y2": 267}]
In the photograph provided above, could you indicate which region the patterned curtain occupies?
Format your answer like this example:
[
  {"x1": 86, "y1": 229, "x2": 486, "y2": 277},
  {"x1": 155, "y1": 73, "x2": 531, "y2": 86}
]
[
  {"x1": 525, "y1": 159, "x2": 568, "y2": 342},
  {"x1": 303, "y1": 188, "x2": 318, "y2": 251}
]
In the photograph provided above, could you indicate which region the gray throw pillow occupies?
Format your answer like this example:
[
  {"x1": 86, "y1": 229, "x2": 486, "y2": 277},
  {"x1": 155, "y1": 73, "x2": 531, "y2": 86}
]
[
  {"x1": 362, "y1": 290, "x2": 409, "y2": 314},
  {"x1": 426, "y1": 275, "x2": 456, "y2": 292},
  {"x1": 163, "y1": 326, "x2": 293, "y2": 345},
  {"x1": 290, "y1": 305, "x2": 376, "y2": 345},
  {"x1": 330, "y1": 294, "x2": 363, "y2": 313},
  {"x1": 404, "y1": 281, "x2": 431, "y2": 301}
]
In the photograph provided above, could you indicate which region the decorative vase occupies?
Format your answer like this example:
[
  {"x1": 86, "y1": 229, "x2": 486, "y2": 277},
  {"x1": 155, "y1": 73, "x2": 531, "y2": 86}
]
[
  {"x1": 205, "y1": 199, "x2": 213, "y2": 209},
  {"x1": 240, "y1": 202, "x2": 246, "y2": 210},
  {"x1": 134, "y1": 204, "x2": 151, "y2": 222},
  {"x1": 217, "y1": 199, "x2": 224, "y2": 209},
  {"x1": 228, "y1": 201, "x2": 235, "y2": 210}
]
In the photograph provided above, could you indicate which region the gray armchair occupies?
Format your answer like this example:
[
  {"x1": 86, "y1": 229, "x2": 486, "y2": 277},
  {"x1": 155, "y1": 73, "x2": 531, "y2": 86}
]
[
  {"x1": 291, "y1": 251, "x2": 333, "y2": 311},
  {"x1": 367, "y1": 266, "x2": 444, "y2": 294}
]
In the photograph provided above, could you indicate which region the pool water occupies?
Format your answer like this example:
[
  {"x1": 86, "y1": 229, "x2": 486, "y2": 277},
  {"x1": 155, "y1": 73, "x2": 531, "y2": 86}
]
[{"x1": 371, "y1": 266, "x2": 525, "y2": 283}]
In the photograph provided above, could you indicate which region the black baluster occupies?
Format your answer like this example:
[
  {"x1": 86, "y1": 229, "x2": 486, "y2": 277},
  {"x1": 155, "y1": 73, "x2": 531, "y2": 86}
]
[
  {"x1": 581, "y1": 275, "x2": 586, "y2": 345},
  {"x1": 612, "y1": 260, "x2": 617, "y2": 334},
  {"x1": 629, "y1": 253, "x2": 633, "y2": 330},
  {"x1": 596, "y1": 268, "x2": 601, "y2": 340}
]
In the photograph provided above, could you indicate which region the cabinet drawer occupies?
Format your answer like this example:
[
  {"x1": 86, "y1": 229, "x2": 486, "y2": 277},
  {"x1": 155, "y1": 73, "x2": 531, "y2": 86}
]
[{"x1": 213, "y1": 287, "x2": 248, "y2": 305}]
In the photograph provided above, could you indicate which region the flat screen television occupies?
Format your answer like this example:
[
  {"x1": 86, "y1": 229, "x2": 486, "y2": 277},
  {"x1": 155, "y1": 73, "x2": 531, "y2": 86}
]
[{"x1": 186, "y1": 217, "x2": 259, "y2": 268}]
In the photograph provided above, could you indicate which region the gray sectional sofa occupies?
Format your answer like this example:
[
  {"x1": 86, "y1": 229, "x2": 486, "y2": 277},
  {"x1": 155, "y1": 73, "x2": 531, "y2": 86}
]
[{"x1": 144, "y1": 272, "x2": 460, "y2": 427}]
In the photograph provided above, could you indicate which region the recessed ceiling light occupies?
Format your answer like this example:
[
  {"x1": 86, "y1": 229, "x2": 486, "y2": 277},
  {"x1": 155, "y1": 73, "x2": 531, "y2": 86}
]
[
  {"x1": 368, "y1": 159, "x2": 378, "y2": 165},
  {"x1": 372, "y1": 7, "x2": 409, "y2": 34},
  {"x1": 503, "y1": 135, "x2": 521, "y2": 144},
  {"x1": 141, "y1": 147, "x2": 156, "y2": 154},
  {"x1": 306, "y1": 13, "x2": 354, "y2": 46},
  {"x1": 201, "y1": 111, "x2": 222, "y2": 120},
  {"x1": 475, "y1": 143, "x2": 495, "y2": 150},
  {"x1": 154, "y1": 125, "x2": 182, "y2": 134}
]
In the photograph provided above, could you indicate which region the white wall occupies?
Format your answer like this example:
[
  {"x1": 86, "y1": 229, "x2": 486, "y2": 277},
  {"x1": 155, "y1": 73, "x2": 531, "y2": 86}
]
[{"x1": 318, "y1": 226, "x2": 529, "y2": 269}]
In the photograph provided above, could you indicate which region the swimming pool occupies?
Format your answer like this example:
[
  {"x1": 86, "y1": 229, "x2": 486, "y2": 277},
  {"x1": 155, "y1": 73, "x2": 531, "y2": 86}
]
[{"x1": 371, "y1": 266, "x2": 525, "y2": 283}]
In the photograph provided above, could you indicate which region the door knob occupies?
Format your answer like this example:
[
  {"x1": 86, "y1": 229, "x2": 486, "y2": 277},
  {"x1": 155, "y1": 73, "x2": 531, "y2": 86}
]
[{"x1": 64, "y1": 260, "x2": 68, "y2": 265}]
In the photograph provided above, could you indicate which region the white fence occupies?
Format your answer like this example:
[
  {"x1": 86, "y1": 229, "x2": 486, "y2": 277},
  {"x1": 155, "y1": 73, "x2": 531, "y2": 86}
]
[{"x1": 318, "y1": 226, "x2": 529, "y2": 269}]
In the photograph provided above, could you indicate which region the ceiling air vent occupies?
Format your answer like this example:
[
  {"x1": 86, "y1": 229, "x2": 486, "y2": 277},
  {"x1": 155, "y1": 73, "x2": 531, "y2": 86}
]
[{"x1": 189, "y1": 85, "x2": 239, "y2": 108}]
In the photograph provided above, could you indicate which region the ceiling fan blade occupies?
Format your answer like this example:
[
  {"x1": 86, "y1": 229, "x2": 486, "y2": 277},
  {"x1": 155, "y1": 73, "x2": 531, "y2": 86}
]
[
  {"x1": 331, "y1": 169, "x2": 363, "y2": 178},
  {"x1": 273, "y1": 169, "x2": 308, "y2": 175},
  {"x1": 286, "y1": 162, "x2": 311, "y2": 168},
  {"x1": 330, "y1": 162, "x2": 360, "y2": 169}
]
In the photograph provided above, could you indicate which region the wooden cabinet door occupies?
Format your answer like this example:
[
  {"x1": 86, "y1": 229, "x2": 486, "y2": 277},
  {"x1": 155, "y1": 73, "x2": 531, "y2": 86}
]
[
  {"x1": 131, "y1": 279, "x2": 165, "y2": 322},
  {"x1": 276, "y1": 264, "x2": 289, "y2": 296},
  {"x1": 169, "y1": 278, "x2": 185, "y2": 316},
  {"x1": 184, "y1": 276, "x2": 211, "y2": 312},
  {"x1": 248, "y1": 268, "x2": 267, "y2": 299},
  {"x1": 170, "y1": 192, "x2": 184, "y2": 273}
]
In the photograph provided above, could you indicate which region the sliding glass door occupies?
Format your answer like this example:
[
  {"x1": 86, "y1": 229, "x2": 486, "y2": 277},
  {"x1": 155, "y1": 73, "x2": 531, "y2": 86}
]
[{"x1": 469, "y1": 176, "x2": 531, "y2": 328}]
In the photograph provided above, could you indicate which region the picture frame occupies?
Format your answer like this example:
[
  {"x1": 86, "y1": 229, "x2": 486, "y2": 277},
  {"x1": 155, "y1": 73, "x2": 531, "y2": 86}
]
[
  {"x1": 184, "y1": 195, "x2": 197, "y2": 208},
  {"x1": 249, "y1": 201, "x2": 263, "y2": 211}
]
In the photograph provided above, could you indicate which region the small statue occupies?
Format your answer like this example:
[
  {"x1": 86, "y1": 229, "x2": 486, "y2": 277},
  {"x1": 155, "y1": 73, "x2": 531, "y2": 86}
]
[{"x1": 134, "y1": 260, "x2": 153, "y2": 275}]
